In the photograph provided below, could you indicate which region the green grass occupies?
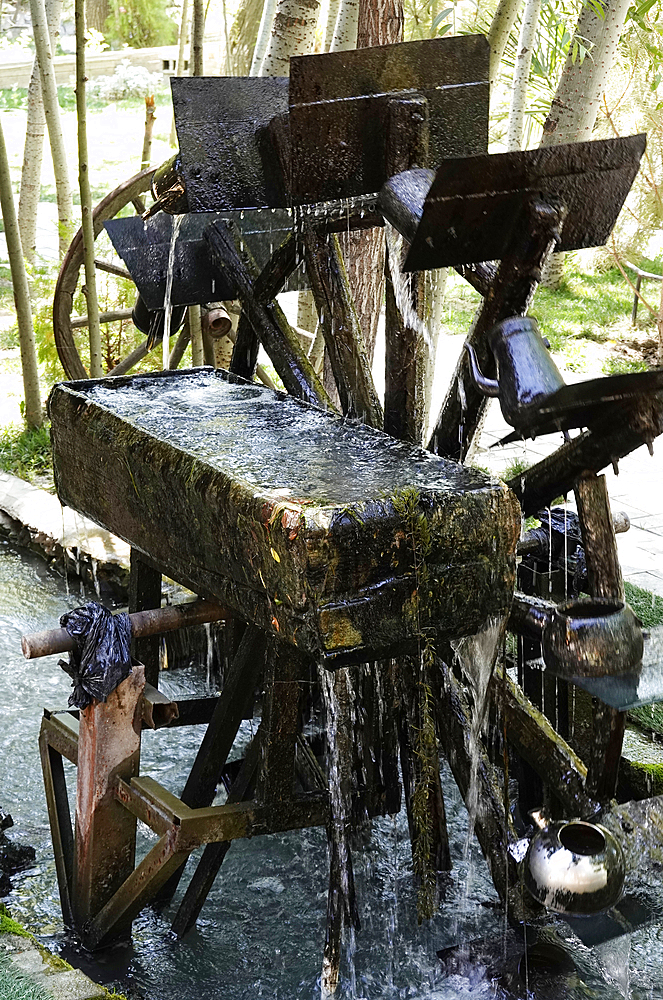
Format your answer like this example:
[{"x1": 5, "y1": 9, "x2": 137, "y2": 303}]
[
  {"x1": 531, "y1": 269, "x2": 636, "y2": 353},
  {"x1": 626, "y1": 581, "x2": 663, "y2": 737},
  {"x1": 0, "y1": 424, "x2": 53, "y2": 487},
  {"x1": 439, "y1": 264, "x2": 657, "y2": 375},
  {"x1": 0, "y1": 954, "x2": 51, "y2": 1000},
  {"x1": 624, "y1": 580, "x2": 663, "y2": 629}
]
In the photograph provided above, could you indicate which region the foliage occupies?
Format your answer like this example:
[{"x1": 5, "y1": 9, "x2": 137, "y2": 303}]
[
  {"x1": 103, "y1": 0, "x2": 178, "y2": 48},
  {"x1": 624, "y1": 579, "x2": 663, "y2": 628},
  {"x1": 0, "y1": 423, "x2": 52, "y2": 485},
  {"x1": 228, "y1": 0, "x2": 264, "y2": 75},
  {"x1": 87, "y1": 61, "x2": 165, "y2": 102}
]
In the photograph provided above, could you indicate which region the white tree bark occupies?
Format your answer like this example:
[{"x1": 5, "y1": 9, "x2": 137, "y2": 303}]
[
  {"x1": 250, "y1": 0, "x2": 277, "y2": 73},
  {"x1": 505, "y1": 0, "x2": 541, "y2": 151},
  {"x1": 539, "y1": 0, "x2": 633, "y2": 287},
  {"x1": 541, "y1": 0, "x2": 633, "y2": 147},
  {"x1": 260, "y1": 0, "x2": 321, "y2": 77},
  {"x1": 329, "y1": 0, "x2": 359, "y2": 50},
  {"x1": 323, "y1": 0, "x2": 342, "y2": 49},
  {"x1": 30, "y1": 0, "x2": 72, "y2": 258},
  {"x1": 18, "y1": 0, "x2": 62, "y2": 263},
  {"x1": 169, "y1": 0, "x2": 190, "y2": 145},
  {"x1": 487, "y1": 0, "x2": 524, "y2": 92},
  {"x1": 0, "y1": 119, "x2": 42, "y2": 429}
]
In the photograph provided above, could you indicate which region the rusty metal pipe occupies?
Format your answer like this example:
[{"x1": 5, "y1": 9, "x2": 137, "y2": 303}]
[
  {"x1": 22, "y1": 599, "x2": 229, "y2": 660},
  {"x1": 202, "y1": 305, "x2": 233, "y2": 339}
]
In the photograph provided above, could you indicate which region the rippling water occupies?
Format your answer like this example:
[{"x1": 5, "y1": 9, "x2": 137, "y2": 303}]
[{"x1": 2, "y1": 541, "x2": 663, "y2": 999}]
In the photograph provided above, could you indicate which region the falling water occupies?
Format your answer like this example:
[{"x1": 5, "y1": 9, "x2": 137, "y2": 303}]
[
  {"x1": 318, "y1": 665, "x2": 356, "y2": 997},
  {"x1": 163, "y1": 215, "x2": 184, "y2": 371},
  {"x1": 450, "y1": 613, "x2": 509, "y2": 862},
  {"x1": 384, "y1": 223, "x2": 434, "y2": 351}
]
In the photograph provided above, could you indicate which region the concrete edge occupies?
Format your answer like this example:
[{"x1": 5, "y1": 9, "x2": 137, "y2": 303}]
[
  {"x1": 0, "y1": 928, "x2": 115, "y2": 1000},
  {"x1": 0, "y1": 472, "x2": 129, "y2": 600}
]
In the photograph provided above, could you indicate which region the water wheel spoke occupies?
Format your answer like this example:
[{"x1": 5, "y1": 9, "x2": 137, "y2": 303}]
[
  {"x1": 71, "y1": 308, "x2": 134, "y2": 329},
  {"x1": 95, "y1": 258, "x2": 132, "y2": 280}
]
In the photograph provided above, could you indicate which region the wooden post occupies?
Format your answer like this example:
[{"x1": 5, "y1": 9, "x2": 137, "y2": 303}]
[
  {"x1": 72, "y1": 665, "x2": 145, "y2": 938},
  {"x1": 508, "y1": 392, "x2": 663, "y2": 516},
  {"x1": 384, "y1": 95, "x2": 429, "y2": 444},
  {"x1": 574, "y1": 473, "x2": 626, "y2": 802},
  {"x1": 302, "y1": 230, "x2": 383, "y2": 428},
  {"x1": 128, "y1": 548, "x2": 161, "y2": 688}
]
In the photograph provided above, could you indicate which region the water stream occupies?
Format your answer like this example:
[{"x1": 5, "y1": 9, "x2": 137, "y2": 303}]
[
  {"x1": 2, "y1": 541, "x2": 663, "y2": 998},
  {"x1": 163, "y1": 215, "x2": 184, "y2": 371}
]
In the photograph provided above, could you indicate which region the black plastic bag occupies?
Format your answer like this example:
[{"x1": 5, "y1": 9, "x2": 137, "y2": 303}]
[{"x1": 59, "y1": 602, "x2": 132, "y2": 710}]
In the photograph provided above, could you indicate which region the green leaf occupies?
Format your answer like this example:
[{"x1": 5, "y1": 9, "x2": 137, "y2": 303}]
[
  {"x1": 431, "y1": 8, "x2": 454, "y2": 29},
  {"x1": 436, "y1": 20, "x2": 452, "y2": 34}
]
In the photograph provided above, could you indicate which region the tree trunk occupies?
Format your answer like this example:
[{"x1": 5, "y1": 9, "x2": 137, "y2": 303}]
[
  {"x1": 539, "y1": 0, "x2": 632, "y2": 287},
  {"x1": 169, "y1": 0, "x2": 189, "y2": 145},
  {"x1": 487, "y1": 0, "x2": 523, "y2": 92},
  {"x1": 76, "y1": 0, "x2": 102, "y2": 377},
  {"x1": 329, "y1": 0, "x2": 359, "y2": 50},
  {"x1": 323, "y1": 0, "x2": 342, "y2": 49},
  {"x1": 505, "y1": 0, "x2": 541, "y2": 152},
  {"x1": 190, "y1": 0, "x2": 205, "y2": 76},
  {"x1": 86, "y1": 0, "x2": 109, "y2": 32},
  {"x1": 260, "y1": 0, "x2": 321, "y2": 77},
  {"x1": 250, "y1": 0, "x2": 277, "y2": 73},
  {"x1": 30, "y1": 0, "x2": 73, "y2": 258},
  {"x1": 0, "y1": 119, "x2": 43, "y2": 429},
  {"x1": 18, "y1": 0, "x2": 62, "y2": 264},
  {"x1": 336, "y1": 0, "x2": 404, "y2": 367},
  {"x1": 229, "y1": 0, "x2": 265, "y2": 75}
]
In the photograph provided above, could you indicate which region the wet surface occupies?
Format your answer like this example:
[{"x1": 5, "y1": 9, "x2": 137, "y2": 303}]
[
  {"x1": 3, "y1": 542, "x2": 663, "y2": 997},
  {"x1": 396, "y1": 134, "x2": 646, "y2": 271},
  {"x1": 105, "y1": 210, "x2": 306, "y2": 311},
  {"x1": 171, "y1": 76, "x2": 290, "y2": 211},
  {"x1": 289, "y1": 35, "x2": 489, "y2": 205},
  {"x1": 75, "y1": 369, "x2": 497, "y2": 508}
]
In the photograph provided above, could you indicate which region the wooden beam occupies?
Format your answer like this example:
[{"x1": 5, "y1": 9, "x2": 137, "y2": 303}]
[
  {"x1": 206, "y1": 221, "x2": 333, "y2": 410},
  {"x1": 428, "y1": 195, "x2": 566, "y2": 462},
  {"x1": 575, "y1": 473, "x2": 626, "y2": 802},
  {"x1": 302, "y1": 230, "x2": 383, "y2": 427}
]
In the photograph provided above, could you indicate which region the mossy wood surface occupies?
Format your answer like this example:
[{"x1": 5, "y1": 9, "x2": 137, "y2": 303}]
[{"x1": 50, "y1": 368, "x2": 520, "y2": 663}]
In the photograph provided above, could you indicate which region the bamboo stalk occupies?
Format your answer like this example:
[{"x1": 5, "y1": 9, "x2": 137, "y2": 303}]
[
  {"x1": 29, "y1": 0, "x2": 73, "y2": 257},
  {"x1": 190, "y1": 0, "x2": 205, "y2": 76},
  {"x1": 0, "y1": 118, "x2": 42, "y2": 429},
  {"x1": 141, "y1": 95, "x2": 156, "y2": 171},
  {"x1": 170, "y1": 0, "x2": 190, "y2": 146},
  {"x1": 189, "y1": 305, "x2": 205, "y2": 366},
  {"x1": 74, "y1": 0, "x2": 102, "y2": 377},
  {"x1": 18, "y1": 0, "x2": 62, "y2": 264}
]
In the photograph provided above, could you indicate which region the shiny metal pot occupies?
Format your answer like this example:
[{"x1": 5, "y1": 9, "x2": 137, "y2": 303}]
[{"x1": 525, "y1": 820, "x2": 625, "y2": 915}]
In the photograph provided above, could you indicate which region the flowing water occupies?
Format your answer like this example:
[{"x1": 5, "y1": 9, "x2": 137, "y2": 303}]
[
  {"x1": 2, "y1": 540, "x2": 663, "y2": 999},
  {"x1": 163, "y1": 215, "x2": 184, "y2": 371}
]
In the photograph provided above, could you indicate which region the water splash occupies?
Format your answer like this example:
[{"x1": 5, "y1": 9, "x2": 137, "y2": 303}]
[
  {"x1": 163, "y1": 215, "x2": 184, "y2": 371},
  {"x1": 318, "y1": 665, "x2": 356, "y2": 997}
]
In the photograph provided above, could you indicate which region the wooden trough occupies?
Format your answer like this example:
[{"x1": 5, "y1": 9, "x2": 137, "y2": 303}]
[{"x1": 49, "y1": 368, "x2": 520, "y2": 665}]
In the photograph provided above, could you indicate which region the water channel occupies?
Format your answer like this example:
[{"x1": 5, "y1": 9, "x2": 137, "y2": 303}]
[{"x1": 2, "y1": 539, "x2": 663, "y2": 999}]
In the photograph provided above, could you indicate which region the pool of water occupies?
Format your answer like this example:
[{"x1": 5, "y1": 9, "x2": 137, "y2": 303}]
[{"x1": 1, "y1": 540, "x2": 663, "y2": 999}]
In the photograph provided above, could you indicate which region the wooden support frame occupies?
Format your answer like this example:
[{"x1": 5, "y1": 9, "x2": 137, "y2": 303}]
[{"x1": 428, "y1": 194, "x2": 566, "y2": 462}]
